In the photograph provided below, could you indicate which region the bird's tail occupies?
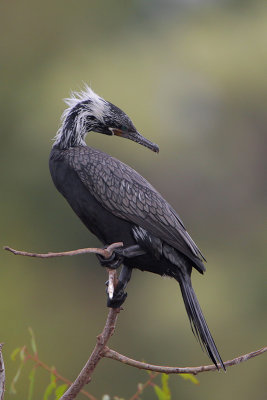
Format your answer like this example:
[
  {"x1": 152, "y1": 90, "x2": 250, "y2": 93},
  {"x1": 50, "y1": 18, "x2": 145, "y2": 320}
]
[{"x1": 176, "y1": 273, "x2": 225, "y2": 370}]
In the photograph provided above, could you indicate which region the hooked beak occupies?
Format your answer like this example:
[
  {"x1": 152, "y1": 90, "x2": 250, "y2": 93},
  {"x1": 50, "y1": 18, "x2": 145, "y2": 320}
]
[{"x1": 109, "y1": 128, "x2": 159, "y2": 153}]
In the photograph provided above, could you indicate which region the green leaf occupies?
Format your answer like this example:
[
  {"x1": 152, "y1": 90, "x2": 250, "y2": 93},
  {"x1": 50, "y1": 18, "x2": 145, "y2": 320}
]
[
  {"x1": 10, "y1": 363, "x2": 24, "y2": 394},
  {"x1": 28, "y1": 367, "x2": 36, "y2": 400},
  {"x1": 161, "y1": 374, "x2": 170, "y2": 398},
  {"x1": 43, "y1": 370, "x2": 58, "y2": 400},
  {"x1": 154, "y1": 374, "x2": 171, "y2": 400},
  {"x1": 154, "y1": 384, "x2": 170, "y2": 400},
  {"x1": 55, "y1": 384, "x2": 68, "y2": 399},
  {"x1": 28, "y1": 327, "x2": 37, "y2": 354},
  {"x1": 10, "y1": 347, "x2": 21, "y2": 361},
  {"x1": 50, "y1": 370, "x2": 57, "y2": 384},
  {"x1": 43, "y1": 380, "x2": 57, "y2": 400},
  {"x1": 179, "y1": 373, "x2": 199, "y2": 385},
  {"x1": 20, "y1": 346, "x2": 25, "y2": 361}
]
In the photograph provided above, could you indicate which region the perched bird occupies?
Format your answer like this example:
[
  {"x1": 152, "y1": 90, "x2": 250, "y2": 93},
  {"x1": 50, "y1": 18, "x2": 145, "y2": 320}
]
[{"x1": 49, "y1": 86, "x2": 225, "y2": 369}]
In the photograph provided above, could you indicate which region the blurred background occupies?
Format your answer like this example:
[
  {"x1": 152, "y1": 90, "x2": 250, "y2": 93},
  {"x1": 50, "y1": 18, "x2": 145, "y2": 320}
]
[{"x1": 1, "y1": 0, "x2": 266, "y2": 399}]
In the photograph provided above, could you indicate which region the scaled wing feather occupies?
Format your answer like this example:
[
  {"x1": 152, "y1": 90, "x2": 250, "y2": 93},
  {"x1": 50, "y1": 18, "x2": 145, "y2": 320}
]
[{"x1": 67, "y1": 147, "x2": 205, "y2": 267}]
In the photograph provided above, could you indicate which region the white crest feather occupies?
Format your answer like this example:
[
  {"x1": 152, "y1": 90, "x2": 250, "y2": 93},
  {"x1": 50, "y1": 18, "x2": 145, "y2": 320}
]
[
  {"x1": 53, "y1": 85, "x2": 107, "y2": 148},
  {"x1": 63, "y1": 85, "x2": 106, "y2": 122}
]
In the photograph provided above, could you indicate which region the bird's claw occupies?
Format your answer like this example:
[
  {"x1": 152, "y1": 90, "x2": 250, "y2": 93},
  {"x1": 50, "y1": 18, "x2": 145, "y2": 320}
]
[
  {"x1": 96, "y1": 248, "x2": 124, "y2": 269},
  {"x1": 107, "y1": 288, "x2": 127, "y2": 308},
  {"x1": 105, "y1": 279, "x2": 127, "y2": 308}
]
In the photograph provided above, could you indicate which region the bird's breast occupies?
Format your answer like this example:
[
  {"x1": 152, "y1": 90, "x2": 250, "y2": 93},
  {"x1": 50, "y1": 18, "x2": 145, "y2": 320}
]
[{"x1": 49, "y1": 148, "x2": 135, "y2": 247}]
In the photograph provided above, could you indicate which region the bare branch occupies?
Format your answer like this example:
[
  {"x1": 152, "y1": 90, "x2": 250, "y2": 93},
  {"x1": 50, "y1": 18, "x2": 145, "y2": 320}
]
[
  {"x1": 60, "y1": 270, "x2": 121, "y2": 400},
  {"x1": 4, "y1": 243, "x2": 123, "y2": 260},
  {"x1": 4, "y1": 242, "x2": 266, "y2": 399},
  {"x1": 102, "y1": 346, "x2": 267, "y2": 375},
  {"x1": 0, "y1": 344, "x2": 5, "y2": 400}
]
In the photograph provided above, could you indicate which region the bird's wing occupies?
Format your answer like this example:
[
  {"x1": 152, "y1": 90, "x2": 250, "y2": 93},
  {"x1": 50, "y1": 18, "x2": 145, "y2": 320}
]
[{"x1": 67, "y1": 147, "x2": 205, "y2": 265}]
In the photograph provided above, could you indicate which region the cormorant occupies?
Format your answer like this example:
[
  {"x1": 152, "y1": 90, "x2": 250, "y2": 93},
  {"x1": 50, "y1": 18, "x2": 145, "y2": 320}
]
[{"x1": 49, "y1": 86, "x2": 225, "y2": 369}]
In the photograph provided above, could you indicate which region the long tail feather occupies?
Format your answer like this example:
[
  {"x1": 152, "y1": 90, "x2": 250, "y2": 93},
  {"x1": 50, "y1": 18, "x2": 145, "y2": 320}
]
[{"x1": 177, "y1": 274, "x2": 225, "y2": 370}]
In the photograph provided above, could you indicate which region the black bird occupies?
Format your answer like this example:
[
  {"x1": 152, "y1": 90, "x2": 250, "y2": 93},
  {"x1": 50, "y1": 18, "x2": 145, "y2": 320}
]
[{"x1": 49, "y1": 86, "x2": 225, "y2": 370}]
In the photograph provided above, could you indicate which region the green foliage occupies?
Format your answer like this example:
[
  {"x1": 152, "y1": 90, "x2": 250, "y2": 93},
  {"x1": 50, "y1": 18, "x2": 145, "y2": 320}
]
[
  {"x1": 10, "y1": 362, "x2": 24, "y2": 394},
  {"x1": 9, "y1": 330, "x2": 200, "y2": 400},
  {"x1": 9, "y1": 330, "x2": 69, "y2": 400},
  {"x1": 179, "y1": 373, "x2": 199, "y2": 385},
  {"x1": 10, "y1": 346, "x2": 26, "y2": 394},
  {"x1": 20, "y1": 346, "x2": 26, "y2": 361},
  {"x1": 153, "y1": 374, "x2": 171, "y2": 400},
  {"x1": 43, "y1": 373, "x2": 57, "y2": 400},
  {"x1": 28, "y1": 367, "x2": 36, "y2": 400},
  {"x1": 55, "y1": 384, "x2": 68, "y2": 399},
  {"x1": 153, "y1": 372, "x2": 199, "y2": 400},
  {"x1": 28, "y1": 326, "x2": 37, "y2": 354},
  {"x1": 162, "y1": 374, "x2": 171, "y2": 396},
  {"x1": 10, "y1": 347, "x2": 21, "y2": 361}
]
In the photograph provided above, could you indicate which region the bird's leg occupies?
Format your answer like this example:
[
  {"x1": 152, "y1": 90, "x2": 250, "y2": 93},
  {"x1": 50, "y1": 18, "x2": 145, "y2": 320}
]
[
  {"x1": 99, "y1": 243, "x2": 145, "y2": 307},
  {"x1": 96, "y1": 245, "x2": 124, "y2": 269},
  {"x1": 107, "y1": 264, "x2": 132, "y2": 308},
  {"x1": 117, "y1": 244, "x2": 146, "y2": 258},
  {"x1": 97, "y1": 244, "x2": 145, "y2": 269}
]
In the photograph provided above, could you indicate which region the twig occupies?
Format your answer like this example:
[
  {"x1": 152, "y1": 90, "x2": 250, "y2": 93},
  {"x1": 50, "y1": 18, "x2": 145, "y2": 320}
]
[
  {"x1": 4, "y1": 243, "x2": 123, "y2": 260},
  {"x1": 23, "y1": 348, "x2": 96, "y2": 400},
  {"x1": 129, "y1": 372, "x2": 159, "y2": 400},
  {"x1": 60, "y1": 301, "x2": 121, "y2": 400},
  {"x1": 102, "y1": 346, "x2": 267, "y2": 375},
  {"x1": 0, "y1": 344, "x2": 5, "y2": 400},
  {"x1": 4, "y1": 243, "x2": 267, "y2": 399},
  {"x1": 4, "y1": 243, "x2": 121, "y2": 316}
]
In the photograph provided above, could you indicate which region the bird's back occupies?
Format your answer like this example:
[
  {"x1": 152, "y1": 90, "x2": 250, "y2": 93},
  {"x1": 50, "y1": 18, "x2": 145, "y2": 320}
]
[{"x1": 50, "y1": 145, "x2": 205, "y2": 273}]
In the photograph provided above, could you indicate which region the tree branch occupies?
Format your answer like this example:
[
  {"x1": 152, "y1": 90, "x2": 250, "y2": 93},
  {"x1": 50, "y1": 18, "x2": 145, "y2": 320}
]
[
  {"x1": 4, "y1": 243, "x2": 122, "y2": 302},
  {"x1": 4, "y1": 243, "x2": 267, "y2": 400},
  {"x1": 102, "y1": 346, "x2": 267, "y2": 375},
  {"x1": 60, "y1": 305, "x2": 121, "y2": 400},
  {"x1": 4, "y1": 243, "x2": 123, "y2": 260},
  {"x1": 0, "y1": 344, "x2": 5, "y2": 400},
  {"x1": 60, "y1": 311, "x2": 266, "y2": 400}
]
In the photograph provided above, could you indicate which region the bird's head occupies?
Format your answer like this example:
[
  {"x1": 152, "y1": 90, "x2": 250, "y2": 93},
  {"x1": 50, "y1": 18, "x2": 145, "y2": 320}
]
[{"x1": 54, "y1": 85, "x2": 159, "y2": 152}]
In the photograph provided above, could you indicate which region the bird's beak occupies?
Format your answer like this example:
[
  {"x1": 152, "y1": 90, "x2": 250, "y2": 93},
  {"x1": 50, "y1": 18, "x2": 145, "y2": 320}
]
[{"x1": 110, "y1": 128, "x2": 159, "y2": 153}]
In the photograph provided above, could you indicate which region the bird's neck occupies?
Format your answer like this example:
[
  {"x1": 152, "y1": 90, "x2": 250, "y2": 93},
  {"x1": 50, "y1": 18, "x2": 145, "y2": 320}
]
[{"x1": 53, "y1": 103, "x2": 91, "y2": 150}]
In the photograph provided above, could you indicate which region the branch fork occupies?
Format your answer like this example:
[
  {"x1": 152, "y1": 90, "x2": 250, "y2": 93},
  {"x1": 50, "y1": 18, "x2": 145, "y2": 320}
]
[{"x1": 4, "y1": 243, "x2": 267, "y2": 400}]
